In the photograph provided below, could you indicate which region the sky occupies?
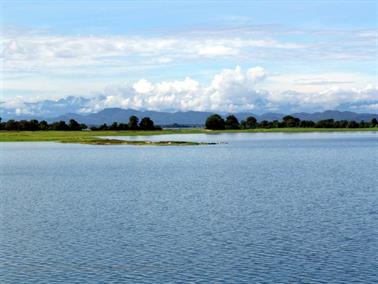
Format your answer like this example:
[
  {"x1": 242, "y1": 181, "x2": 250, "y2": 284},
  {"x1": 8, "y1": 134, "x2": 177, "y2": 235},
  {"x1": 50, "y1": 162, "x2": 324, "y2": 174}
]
[{"x1": 1, "y1": 0, "x2": 377, "y2": 117}]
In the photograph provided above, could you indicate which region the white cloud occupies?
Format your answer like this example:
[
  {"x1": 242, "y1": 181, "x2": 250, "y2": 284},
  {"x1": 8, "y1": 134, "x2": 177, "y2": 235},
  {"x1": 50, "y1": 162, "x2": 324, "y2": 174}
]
[
  {"x1": 197, "y1": 45, "x2": 237, "y2": 56},
  {"x1": 2, "y1": 26, "x2": 375, "y2": 110},
  {"x1": 1, "y1": 66, "x2": 377, "y2": 117},
  {"x1": 267, "y1": 85, "x2": 378, "y2": 111},
  {"x1": 2, "y1": 33, "x2": 301, "y2": 72},
  {"x1": 61, "y1": 70, "x2": 378, "y2": 114},
  {"x1": 3, "y1": 25, "x2": 373, "y2": 75},
  {"x1": 366, "y1": 103, "x2": 378, "y2": 110},
  {"x1": 267, "y1": 72, "x2": 375, "y2": 93},
  {"x1": 133, "y1": 79, "x2": 154, "y2": 94}
]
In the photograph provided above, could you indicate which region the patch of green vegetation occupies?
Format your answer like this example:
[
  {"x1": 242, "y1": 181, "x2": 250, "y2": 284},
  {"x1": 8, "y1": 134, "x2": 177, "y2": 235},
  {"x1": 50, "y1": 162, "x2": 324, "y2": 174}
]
[
  {"x1": 68, "y1": 138, "x2": 214, "y2": 146},
  {"x1": 0, "y1": 129, "x2": 202, "y2": 142}
]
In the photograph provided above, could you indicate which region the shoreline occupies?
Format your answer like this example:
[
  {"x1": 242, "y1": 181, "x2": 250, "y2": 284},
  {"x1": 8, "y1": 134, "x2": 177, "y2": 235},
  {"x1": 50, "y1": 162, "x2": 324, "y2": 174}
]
[{"x1": 0, "y1": 128, "x2": 377, "y2": 144}]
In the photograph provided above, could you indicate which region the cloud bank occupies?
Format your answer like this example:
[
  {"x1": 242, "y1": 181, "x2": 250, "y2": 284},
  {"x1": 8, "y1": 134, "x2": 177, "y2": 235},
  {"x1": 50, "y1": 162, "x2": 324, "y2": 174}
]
[{"x1": 1, "y1": 66, "x2": 377, "y2": 118}]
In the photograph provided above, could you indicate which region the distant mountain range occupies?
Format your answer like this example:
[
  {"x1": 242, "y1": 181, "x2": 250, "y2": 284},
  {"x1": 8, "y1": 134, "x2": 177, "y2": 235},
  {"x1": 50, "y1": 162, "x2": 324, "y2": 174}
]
[{"x1": 38, "y1": 108, "x2": 378, "y2": 126}]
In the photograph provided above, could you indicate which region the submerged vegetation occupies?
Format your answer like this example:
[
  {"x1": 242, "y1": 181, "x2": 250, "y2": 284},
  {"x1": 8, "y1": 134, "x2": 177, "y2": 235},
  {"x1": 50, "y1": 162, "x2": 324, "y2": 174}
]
[
  {"x1": 71, "y1": 139, "x2": 215, "y2": 146},
  {"x1": 0, "y1": 130, "x2": 209, "y2": 145}
]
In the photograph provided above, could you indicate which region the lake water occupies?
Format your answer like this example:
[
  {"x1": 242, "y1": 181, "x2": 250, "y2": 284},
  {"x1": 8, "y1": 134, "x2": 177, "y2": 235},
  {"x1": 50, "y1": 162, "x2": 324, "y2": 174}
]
[{"x1": 1, "y1": 132, "x2": 377, "y2": 283}]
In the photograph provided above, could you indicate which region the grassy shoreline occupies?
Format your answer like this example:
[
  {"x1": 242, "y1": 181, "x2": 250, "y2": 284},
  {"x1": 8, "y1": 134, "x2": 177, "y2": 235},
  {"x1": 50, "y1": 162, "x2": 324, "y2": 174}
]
[{"x1": 0, "y1": 128, "x2": 376, "y2": 144}]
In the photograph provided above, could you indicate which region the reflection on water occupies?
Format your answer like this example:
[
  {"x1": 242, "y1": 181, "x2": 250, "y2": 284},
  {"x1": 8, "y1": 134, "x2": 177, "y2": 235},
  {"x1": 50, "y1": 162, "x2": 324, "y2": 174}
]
[{"x1": 100, "y1": 130, "x2": 378, "y2": 143}]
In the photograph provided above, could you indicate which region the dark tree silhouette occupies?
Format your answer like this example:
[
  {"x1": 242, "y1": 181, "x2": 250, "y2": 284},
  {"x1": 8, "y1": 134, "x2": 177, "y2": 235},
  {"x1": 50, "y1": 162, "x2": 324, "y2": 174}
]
[
  {"x1": 39, "y1": 120, "x2": 49, "y2": 130},
  {"x1": 225, "y1": 115, "x2": 240, "y2": 129},
  {"x1": 371, "y1": 118, "x2": 378, "y2": 127},
  {"x1": 240, "y1": 116, "x2": 257, "y2": 129},
  {"x1": 205, "y1": 114, "x2": 225, "y2": 130},
  {"x1": 109, "y1": 122, "x2": 119, "y2": 130},
  {"x1": 128, "y1": 115, "x2": 139, "y2": 130},
  {"x1": 139, "y1": 117, "x2": 155, "y2": 130},
  {"x1": 316, "y1": 119, "x2": 334, "y2": 128},
  {"x1": 347, "y1": 120, "x2": 359, "y2": 128},
  {"x1": 89, "y1": 116, "x2": 159, "y2": 131},
  {"x1": 50, "y1": 121, "x2": 70, "y2": 131},
  {"x1": 300, "y1": 120, "x2": 315, "y2": 128},
  {"x1": 5, "y1": 120, "x2": 18, "y2": 131},
  {"x1": 283, "y1": 115, "x2": 300, "y2": 127},
  {"x1": 205, "y1": 114, "x2": 378, "y2": 130},
  {"x1": 68, "y1": 119, "x2": 85, "y2": 131}
]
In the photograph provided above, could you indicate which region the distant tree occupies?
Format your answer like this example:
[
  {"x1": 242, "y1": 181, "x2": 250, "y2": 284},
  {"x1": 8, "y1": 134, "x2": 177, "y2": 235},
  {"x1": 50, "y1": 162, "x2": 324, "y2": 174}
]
[
  {"x1": 259, "y1": 120, "x2": 269, "y2": 128},
  {"x1": 347, "y1": 120, "x2": 358, "y2": 128},
  {"x1": 89, "y1": 119, "x2": 161, "y2": 131},
  {"x1": 371, "y1": 118, "x2": 378, "y2": 127},
  {"x1": 205, "y1": 114, "x2": 225, "y2": 130},
  {"x1": 68, "y1": 119, "x2": 86, "y2": 131},
  {"x1": 28, "y1": 119, "x2": 40, "y2": 131},
  {"x1": 333, "y1": 121, "x2": 341, "y2": 128},
  {"x1": 271, "y1": 120, "x2": 280, "y2": 128},
  {"x1": 139, "y1": 117, "x2": 155, "y2": 130},
  {"x1": 128, "y1": 116, "x2": 139, "y2": 130},
  {"x1": 299, "y1": 120, "x2": 315, "y2": 128},
  {"x1": 18, "y1": 120, "x2": 28, "y2": 131},
  {"x1": 117, "y1": 123, "x2": 129, "y2": 130},
  {"x1": 99, "y1": 123, "x2": 109, "y2": 130},
  {"x1": 50, "y1": 120, "x2": 69, "y2": 131},
  {"x1": 5, "y1": 120, "x2": 19, "y2": 131},
  {"x1": 240, "y1": 116, "x2": 257, "y2": 129},
  {"x1": 316, "y1": 119, "x2": 335, "y2": 128},
  {"x1": 39, "y1": 120, "x2": 49, "y2": 130},
  {"x1": 359, "y1": 120, "x2": 368, "y2": 128},
  {"x1": 283, "y1": 115, "x2": 300, "y2": 127},
  {"x1": 225, "y1": 115, "x2": 240, "y2": 129},
  {"x1": 109, "y1": 122, "x2": 119, "y2": 131},
  {"x1": 335, "y1": 119, "x2": 349, "y2": 128}
]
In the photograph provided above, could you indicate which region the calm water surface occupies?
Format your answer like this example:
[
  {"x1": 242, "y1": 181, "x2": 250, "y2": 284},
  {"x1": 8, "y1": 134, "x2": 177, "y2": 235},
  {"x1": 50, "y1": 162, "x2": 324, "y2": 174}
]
[{"x1": 1, "y1": 132, "x2": 377, "y2": 283}]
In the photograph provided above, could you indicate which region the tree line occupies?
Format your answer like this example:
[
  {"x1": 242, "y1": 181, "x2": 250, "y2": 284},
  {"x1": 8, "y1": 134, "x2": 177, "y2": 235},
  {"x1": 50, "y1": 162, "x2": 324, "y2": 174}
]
[
  {"x1": 0, "y1": 118, "x2": 87, "y2": 131},
  {"x1": 89, "y1": 116, "x2": 161, "y2": 131},
  {"x1": 1, "y1": 115, "x2": 377, "y2": 131},
  {"x1": 205, "y1": 114, "x2": 378, "y2": 130},
  {"x1": 0, "y1": 116, "x2": 161, "y2": 131}
]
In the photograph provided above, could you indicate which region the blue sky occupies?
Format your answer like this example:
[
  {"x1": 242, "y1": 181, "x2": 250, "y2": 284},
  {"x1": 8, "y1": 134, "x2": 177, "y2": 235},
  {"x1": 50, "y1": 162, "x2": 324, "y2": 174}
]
[
  {"x1": 3, "y1": 1, "x2": 376, "y2": 32},
  {"x1": 1, "y1": 0, "x2": 377, "y2": 115}
]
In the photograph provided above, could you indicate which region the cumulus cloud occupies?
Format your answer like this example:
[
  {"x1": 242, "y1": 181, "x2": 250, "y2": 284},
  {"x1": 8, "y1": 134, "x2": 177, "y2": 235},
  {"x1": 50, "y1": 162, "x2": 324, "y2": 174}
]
[
  {"x1": 88, "y1": 66, "x2": 267, "y2": 113},
  {"x1": 1, "y1": 66, "x2": 377, "y2": 118},
  {"x1": 266, "y1": 85, "x2": 378, "y2": 112}
]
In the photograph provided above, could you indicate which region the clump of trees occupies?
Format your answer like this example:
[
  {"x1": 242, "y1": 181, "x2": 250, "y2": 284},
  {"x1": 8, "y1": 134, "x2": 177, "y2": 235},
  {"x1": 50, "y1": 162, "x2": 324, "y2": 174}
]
[
  {"x1": 0, "y1": 116, "x2": 162, "y2": 131},
  {"x1": 205, "y1": 114, "x2": 226, "y2": 130},
  {"x1": 205, "y1": 114, "x2": 243, "y2": 130},
  {"x1": 90, "y1": 116, "x2": 161, "y2": 131},
  {"x1": 0, "y1": 118, "x2": 87, "y2": 131},
  {"x1": 205, "y1": 114, "x2": 378, "y2": 130}
]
